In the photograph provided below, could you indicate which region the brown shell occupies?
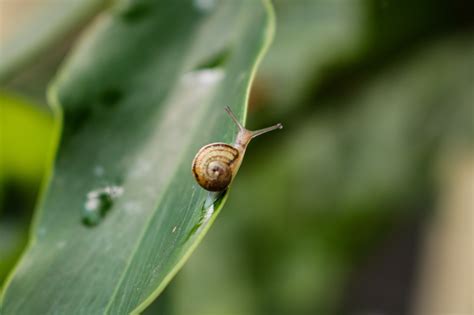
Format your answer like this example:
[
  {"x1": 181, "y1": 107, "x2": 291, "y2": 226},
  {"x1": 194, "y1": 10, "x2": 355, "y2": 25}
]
[{"x1": 192, "y1": 143, "x2": 239, "y2": 191}]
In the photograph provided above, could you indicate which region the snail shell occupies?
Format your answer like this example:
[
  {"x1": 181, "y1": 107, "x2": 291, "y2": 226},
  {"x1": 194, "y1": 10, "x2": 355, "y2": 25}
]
[
  {"x1": 192, "y1": 143, "x2": 239, "y2": 191},
  {"x1": 192, "y1": 106, "x2": 282, "y2": 192}
]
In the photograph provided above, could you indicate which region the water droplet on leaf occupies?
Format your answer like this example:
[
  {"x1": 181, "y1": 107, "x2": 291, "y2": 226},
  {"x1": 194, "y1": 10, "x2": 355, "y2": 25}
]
[
  {"x1": 186, "y1": 191, "x2": 224, "y2": 240},
  {"x1": 82, "y1": 186, "x2": 124, "y2": 226}
]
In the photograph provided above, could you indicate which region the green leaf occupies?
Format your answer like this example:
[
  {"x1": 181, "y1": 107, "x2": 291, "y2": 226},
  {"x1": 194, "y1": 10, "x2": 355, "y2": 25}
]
[
  {"x1": 0, "y1": 0, "x2": 274, "y2": 313},
  {"x1": 0, "y1": 91, "x2": 54, "y2": 284},
  {"x1": 0, "y1": 0, "x2": 105, "y2": 82}
]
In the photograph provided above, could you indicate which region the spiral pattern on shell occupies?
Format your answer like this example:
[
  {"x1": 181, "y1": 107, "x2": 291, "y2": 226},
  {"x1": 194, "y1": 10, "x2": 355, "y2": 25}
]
[{"x1": 192, "y1": 143, "x2": 239, "y2": 191}]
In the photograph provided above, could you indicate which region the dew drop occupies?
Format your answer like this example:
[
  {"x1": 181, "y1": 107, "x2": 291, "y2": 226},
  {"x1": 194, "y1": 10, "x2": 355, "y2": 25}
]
[
  {"x1": 82, "y1": 186, "x2": 124, "y2": 226},
  {"x1": 186, "y1": 191, "x2": 224, "y2": 240}
]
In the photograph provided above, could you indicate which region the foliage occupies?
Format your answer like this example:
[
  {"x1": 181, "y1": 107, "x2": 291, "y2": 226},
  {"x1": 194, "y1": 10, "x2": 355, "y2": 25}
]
[
  {"x1": 1, "y1": 0, "x2": 274, "y2": 313},
  {"x1": 1, "y1": 0, "x2": 473, "y2": 314}
]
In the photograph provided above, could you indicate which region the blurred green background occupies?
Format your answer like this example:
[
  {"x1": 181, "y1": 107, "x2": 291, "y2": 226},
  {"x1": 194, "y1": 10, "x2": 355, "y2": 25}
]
[{"x1": 1, "y1": 0, "x2": 473, "y2": 314}]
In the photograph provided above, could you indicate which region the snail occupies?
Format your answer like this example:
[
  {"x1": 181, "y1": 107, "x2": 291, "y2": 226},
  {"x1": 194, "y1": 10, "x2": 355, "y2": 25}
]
[{"x1": 192, "y1": 106, "x2": 282, "y2": 191}]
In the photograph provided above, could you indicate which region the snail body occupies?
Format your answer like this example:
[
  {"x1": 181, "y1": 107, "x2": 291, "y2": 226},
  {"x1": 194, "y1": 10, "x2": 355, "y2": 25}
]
[{"x1": 192, "y1": 106, "x2": 282, "y2": 191}]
